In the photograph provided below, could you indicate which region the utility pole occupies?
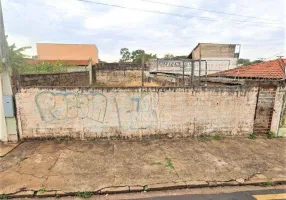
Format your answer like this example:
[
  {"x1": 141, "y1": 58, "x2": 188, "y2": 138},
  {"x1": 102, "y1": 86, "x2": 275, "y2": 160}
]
[
  {"x1": 0, "y1": 0, "x2": 17, "y2": 142},
  {"x1": 0, "y1": 0, "x2": 7, "y2": 69},
  {"x1": 0, "y1": 0, "x2": 8, "y2": 141}
]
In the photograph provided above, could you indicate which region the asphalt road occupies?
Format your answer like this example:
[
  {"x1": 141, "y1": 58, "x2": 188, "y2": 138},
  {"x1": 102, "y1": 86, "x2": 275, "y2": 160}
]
[{"x1": 135, "y1": 189, "x2": 286, "y2": 200}]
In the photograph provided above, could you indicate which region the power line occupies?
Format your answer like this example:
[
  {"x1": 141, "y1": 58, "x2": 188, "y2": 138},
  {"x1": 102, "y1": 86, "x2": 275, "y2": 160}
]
[
  {"x1": 266, "y1": 52, "x2": 284, "y2": 60},
  {"x1": 76, "y1": 0, "x2": 284, "y2": 28},
  {"x1": 141, "y1": 0, "x2": 284, "y2": 24}
]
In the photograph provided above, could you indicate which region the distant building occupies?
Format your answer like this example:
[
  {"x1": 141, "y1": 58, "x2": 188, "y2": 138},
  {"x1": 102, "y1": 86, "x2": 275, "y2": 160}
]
[
  {"x1": 188, "y1": 43, "x2": 241, "y2": 74},
  {"x1": 36, "y1": 43, "x2": 99, "y2": 65}
]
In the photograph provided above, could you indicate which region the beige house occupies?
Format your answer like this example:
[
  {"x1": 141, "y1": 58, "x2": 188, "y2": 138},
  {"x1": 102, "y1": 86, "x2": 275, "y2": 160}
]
[
  {"x1": 188, "y1": 43, "x2": 241, "y2": 74},
  {"x1": 36, "y1": 43, "x2": 99, "y2": 65}
]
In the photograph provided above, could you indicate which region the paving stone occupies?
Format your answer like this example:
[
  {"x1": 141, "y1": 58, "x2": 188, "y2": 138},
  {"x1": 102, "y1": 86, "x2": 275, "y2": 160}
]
[
  {"x1": 148, "y1": 182, "x2": 187, "y2": 191},
  {"x1": 100, "y1": 186, "x2": 129, "y2": 194},
  {"x1": 36, "y1": 191, "x2": 56, "y2": 197},
  {"x1": 10, "y1": 191, "x2": 34, "y2": 198}
]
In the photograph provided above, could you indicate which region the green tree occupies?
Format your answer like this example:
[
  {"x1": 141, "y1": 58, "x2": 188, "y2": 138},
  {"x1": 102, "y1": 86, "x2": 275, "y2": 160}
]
[
  {"x1": 8, "y1": 44, "x2": 31, "y2": 70},
  {"x1": 237, "y1": 58, "x2": 251, "y2": 65},
  {"x1": 251, "y1": 60, "x2": 263, "y2": 65},
  {"x1": 130, "y1": 49, "x2": 157, "y2": 63},
  {"x1": 174, "y1": 55, "x2": 187, "y2": 59},
  {"x1": 164, "y1": 53, "x2": 174, "y2": 59},
  {"x1": 130, "y1": 49, "x2": 145, "y2": 63},
  {"x1": 120, "y1": 48, "x2": 131, "y2": 62}
]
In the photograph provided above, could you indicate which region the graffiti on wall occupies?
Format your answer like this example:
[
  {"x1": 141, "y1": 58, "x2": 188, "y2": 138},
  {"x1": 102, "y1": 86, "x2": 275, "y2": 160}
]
[{"x1": 35, "y1": 92, "x2": 158, "y2": 130}]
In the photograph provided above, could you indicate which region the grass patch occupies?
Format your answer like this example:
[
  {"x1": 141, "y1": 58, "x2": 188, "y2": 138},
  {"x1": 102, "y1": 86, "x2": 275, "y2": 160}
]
[
  {"x1": 38, "y1": 187, "x2": 45, "y2": 194},
  {"x1": 76, "y1": 191, "x2": 93, "y2": 198},
  {"x1": 212, "y1": 135, "x2": 223, "y2": 140},
  {"x1": 198, "y1": 135, "x2": 211, "y2": 141},
  {"x1": 143, "y1": 185, "x2": 148, "y2": 191},
  {"x1": 248, "y1": 133, "x2": 256, "y2": 140},
  {"x1": 0, "y1": 195, "x2": 9, "y2": 200},
  {"x1": 165, "y1": 157, "x2": 174, "y2": 169},
  {"x1": 265, "y1": 131, "x2": 276, "y2": 139},
  {"x1": 260, "y1": 179, "x2": 273, "y2": 187}
]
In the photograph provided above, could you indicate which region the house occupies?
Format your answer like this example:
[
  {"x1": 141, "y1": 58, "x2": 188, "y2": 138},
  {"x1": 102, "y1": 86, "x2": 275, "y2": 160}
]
[
  {"x1": 36, "y1": 43, "x2": 98, "y2": 65},
  {"x1": 188, "y1": 43, "x2": 241, "y2": 75},
  {"x1": 27, "y1": 43, "x2": 99, "y2": 72},
  {"x1": 208, "y1": 58, "x2": 285, "y2": 135},
  {"x1": 209, "y1": 58, "x2": 285, "y2": 80}
]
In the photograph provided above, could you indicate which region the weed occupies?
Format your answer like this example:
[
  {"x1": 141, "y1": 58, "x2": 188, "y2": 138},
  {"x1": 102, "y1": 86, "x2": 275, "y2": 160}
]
[
  {"x1": 260, "y1": 179, "x2": 273, "y2": 187},
  {"x1": 0, "y1": 195, "x2": 9, "y2": 200},
  {"x1": 38, "y1": 187, "x2": 45, "y2": 194},
  {"x1": 143, "y1": 185, "x2": 148, "y2": 191},
  {"x1": 212, "y1": 135, "x2": 223, "y2": 140},
  {"x1": 248, "y1": 133, "x2": 256, "y2": 140},
  {"x1": 76, "y1": 191, "x2": 93, "y2": 198},
  {"x1": 165, "y1": 157, "x2": 174, "y2": 169},
  {"x1": 266, "y1": 131, "x2": 276, "y2": 139},
  {"x1": 151, "y1": 162, "x2": 163, "y2": 166},
  {"x1": 198, "y1": 135, "x2": 211, "y2": 141}
]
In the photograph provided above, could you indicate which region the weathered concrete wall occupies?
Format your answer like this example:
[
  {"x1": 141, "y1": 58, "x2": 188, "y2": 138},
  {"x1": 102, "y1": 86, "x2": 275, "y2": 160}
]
[
  {"x1": 16, "y1": 87, "x2": 258, "y2": 140},
  {"x1": 96, "y1": 70, "x2": 141, "y2": 83},
  {"x1": 20, "y1": 71, "x2": 89, "y2": 87},
  {"x1": 271, "y1": 87, "x2": 286, "y2": 136},
  {"x1": 196, "y1": 44, "x2": 236, "y2": 58}
]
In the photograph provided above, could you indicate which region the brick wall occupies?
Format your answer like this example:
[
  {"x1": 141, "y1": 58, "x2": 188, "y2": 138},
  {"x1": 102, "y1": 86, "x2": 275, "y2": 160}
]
[
  {"x1": 19, "y1": 71, "x2": 89, "y2": 87},
  {"x1": 15, "y1": 87, "x2": 258, "y2": 140},
  {"x1": 253, "y1": 87, "x2": 277, "y2": 135}
]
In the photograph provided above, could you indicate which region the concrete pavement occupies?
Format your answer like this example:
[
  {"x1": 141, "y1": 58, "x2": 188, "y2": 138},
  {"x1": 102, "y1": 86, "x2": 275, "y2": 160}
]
[{"x1": 0, "y1": 137, "x2": 285, "y2": 198}]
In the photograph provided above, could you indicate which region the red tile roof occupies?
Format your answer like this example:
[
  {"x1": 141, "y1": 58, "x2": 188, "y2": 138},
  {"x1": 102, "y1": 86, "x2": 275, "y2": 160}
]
[
  {"x1": 210, "y1": 58, "x2": 285, "y2": 79},
  {"x1": 27, "y1": 59, "x2": 90, "y2": 66},
  {"x1": 37, "y1": 43, "x2": 98, "y2": 65}
]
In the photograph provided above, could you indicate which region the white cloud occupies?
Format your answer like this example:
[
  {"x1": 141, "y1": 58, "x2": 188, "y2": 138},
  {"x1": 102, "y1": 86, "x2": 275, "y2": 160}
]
[
  {"x1": 2, "y1": 0, "x2": 284, "y2": 62},
  {"x1": 7, "y1": 35, "x2": 37, "y2": 57}
]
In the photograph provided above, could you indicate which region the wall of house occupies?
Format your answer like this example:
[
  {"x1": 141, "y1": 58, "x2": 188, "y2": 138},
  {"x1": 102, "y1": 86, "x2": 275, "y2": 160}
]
[
  {"x1": 15, "y1": 87, "x2": 258, "y2": 140},
  {"x1": 253, "y1": 87, "x2": 277, "y2": 135},
  {"x1": 19, "y1": 71, "x2": 89, "y2": 87},
  {"x1": 200, "y1": 44, "x2": 236, "y2": 58}
]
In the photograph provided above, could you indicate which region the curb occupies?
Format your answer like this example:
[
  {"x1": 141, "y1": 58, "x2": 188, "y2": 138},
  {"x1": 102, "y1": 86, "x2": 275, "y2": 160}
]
[{"x1": 3, "y1": 178, "x2": 286, "y2": 198}]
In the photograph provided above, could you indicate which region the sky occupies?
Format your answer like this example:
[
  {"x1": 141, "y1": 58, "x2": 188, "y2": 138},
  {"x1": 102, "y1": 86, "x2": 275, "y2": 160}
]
[{"x1": 2, "y1": 0, "x2": 285, "y2": 62}]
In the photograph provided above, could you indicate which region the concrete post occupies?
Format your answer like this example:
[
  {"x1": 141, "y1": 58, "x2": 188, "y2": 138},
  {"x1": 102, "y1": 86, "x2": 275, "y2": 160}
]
[{"x1": 0, "y1": 73, "x2": 8, "y2": 141}]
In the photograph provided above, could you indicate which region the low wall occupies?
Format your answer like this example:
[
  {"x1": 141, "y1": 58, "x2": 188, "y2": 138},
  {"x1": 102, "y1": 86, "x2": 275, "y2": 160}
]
[
  {"x1": 16, "y1": 87, "x2": 258, "y2": 140},
  {"x1": 20, "y1": 71, "x2": 89, "y2": 87},
  {"x1": 95, "y1": 70, "x2": 141, "y2": 83}
]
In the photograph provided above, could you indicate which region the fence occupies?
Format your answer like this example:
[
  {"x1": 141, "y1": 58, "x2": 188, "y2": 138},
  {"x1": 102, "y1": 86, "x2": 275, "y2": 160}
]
[
  {"x1": 92, "y1": 62, "x2": 146, "y2": 86},
  {"x1": 147, "y1": 58, "x2": 234, "y2": 86}
]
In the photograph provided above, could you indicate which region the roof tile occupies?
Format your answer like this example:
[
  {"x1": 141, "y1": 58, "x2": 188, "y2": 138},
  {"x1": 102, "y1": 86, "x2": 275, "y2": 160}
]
[{"x1": 210, "y1": 58, "x2": 285, "y2": 79}]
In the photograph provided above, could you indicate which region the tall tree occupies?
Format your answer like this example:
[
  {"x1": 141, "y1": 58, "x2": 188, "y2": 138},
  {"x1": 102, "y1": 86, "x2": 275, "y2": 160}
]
[
  {"x1": 237, "y1": 58, "x2": 251, "y2": 65},
  {"x1": 130, "y1": 49, "x2": 157, "y2": 63},
  {"x1": 164, "y1": 53, "x2": 174, "y2": 59},
  {"x1": 120, "y1": 48, "x2": 131, "y2": 62},
  {"x1": 8, "y1": 44, "x2": 31, "y2": 69},
  {"x1": 174, "y1": 55, "x2": 187, "y2": 59}
]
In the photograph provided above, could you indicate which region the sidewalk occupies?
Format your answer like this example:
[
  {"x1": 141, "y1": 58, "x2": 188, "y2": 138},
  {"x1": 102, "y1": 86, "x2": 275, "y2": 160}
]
[{"x1": 0, "y1": 137, "x2": 285, "y2": 197}]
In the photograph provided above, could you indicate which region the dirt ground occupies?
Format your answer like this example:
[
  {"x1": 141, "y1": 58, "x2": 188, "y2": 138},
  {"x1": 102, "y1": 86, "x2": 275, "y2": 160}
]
[{"x1": 0, "y1": 138, "x2": 285, "y2": 195}]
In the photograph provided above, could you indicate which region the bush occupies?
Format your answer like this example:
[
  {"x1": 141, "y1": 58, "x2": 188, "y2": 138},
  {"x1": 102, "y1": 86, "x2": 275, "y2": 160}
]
[{"x1": 248, "y1": 133, "x2": 256, "y2": 139}]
